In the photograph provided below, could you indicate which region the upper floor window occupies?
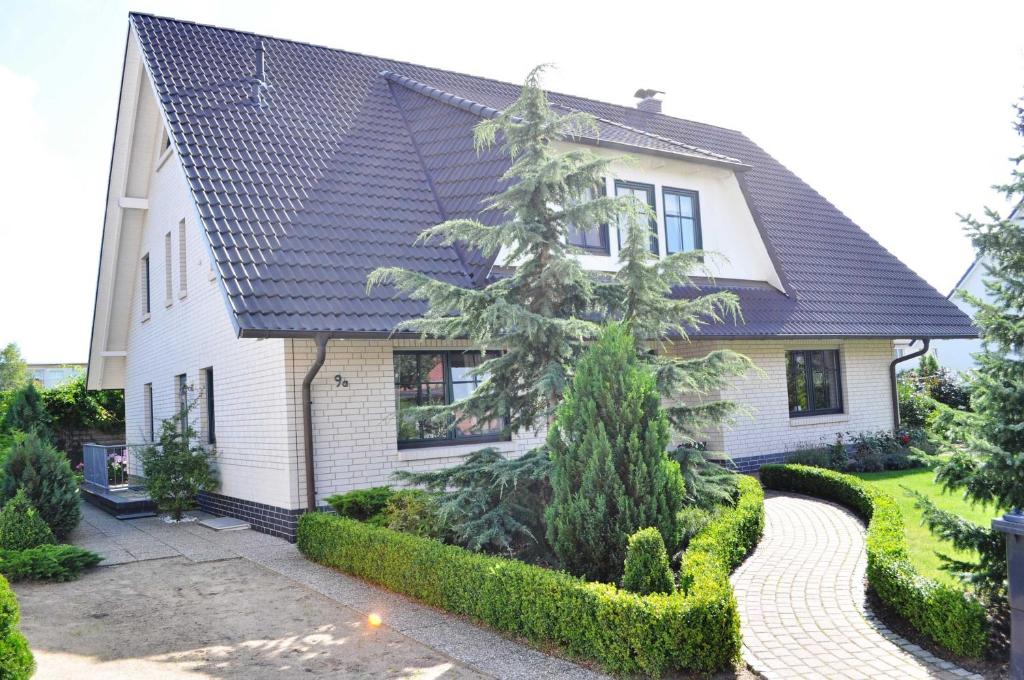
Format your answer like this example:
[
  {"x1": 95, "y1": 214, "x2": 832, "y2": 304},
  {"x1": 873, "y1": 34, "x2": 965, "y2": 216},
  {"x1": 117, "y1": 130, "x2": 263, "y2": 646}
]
[
  {"x1": 615, "y1": 180, "x2": 658, "y2": 254},
  {"x1": 394, "y1": 350, "x2": 504, "y2": 448},
  {"x1": 663, "y1": 187, "x2": 702, "y2": 254},
  {"x1": 178, "y1": 220, "x2": 188, "y2": 298},
  {"x1": 141, "y1": 254, "x2": 151, "y2": 317},
  {"x1": 164, "y1": 231, "x2": 173, "y2": 306},
  {"x1": 786, "y1": 349, "x2": 843, "y2": 417},
  {"x1": 566, "y1": 184, "x2": 609, "y2": 255}
]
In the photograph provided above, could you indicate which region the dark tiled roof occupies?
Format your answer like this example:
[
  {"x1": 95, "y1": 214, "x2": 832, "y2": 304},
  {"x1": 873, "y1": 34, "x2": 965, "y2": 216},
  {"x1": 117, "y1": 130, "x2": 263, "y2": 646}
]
[{"x1": 130, "y1": 13, "x2": 977, "y2": 339}]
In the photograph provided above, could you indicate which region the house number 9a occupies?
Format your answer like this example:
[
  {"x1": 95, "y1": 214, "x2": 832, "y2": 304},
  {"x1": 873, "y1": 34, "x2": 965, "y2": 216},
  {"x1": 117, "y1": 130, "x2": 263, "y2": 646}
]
[{"x1": 334, "y1": 375, "x2": 349, "y2": 387}]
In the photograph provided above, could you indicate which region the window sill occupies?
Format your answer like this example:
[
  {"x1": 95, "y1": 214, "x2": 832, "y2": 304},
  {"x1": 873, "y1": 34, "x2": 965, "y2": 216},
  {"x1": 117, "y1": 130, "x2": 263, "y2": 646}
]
[
  {"x1": 141, "y1": 313, "x2": 151, "y2": 323},
  {"x1": 789, "y1": 412, "x2": 848, "y2": 427},
  {"x1": 178, "y1": 289, "x2": 188, "y2": 300},
  {"x1": 397, "y1": 438, "x2": 514, "y2": 462}
]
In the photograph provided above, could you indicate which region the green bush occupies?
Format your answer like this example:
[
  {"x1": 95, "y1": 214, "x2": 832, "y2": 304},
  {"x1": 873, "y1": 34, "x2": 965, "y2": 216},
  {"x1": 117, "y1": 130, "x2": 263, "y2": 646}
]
[
  {"x1": 0, "y1": 573, "x2": 33, "y2": 679},
  {"x1": 621, "y1": 527, "x2": 674, "y2": 595},
  {"x1": 674, "y1": 506, "x2": 715, "y2": 552},
  {"x1": 0, "y1": 489, "x2": 55, "y2": 551},
  {"x1": 760, "y1": 464, "x2": 988, "y2": 658},
  {"x1": 299, "y1": 472, "x2": 764, "y2": 676},
  {"x1": 787, "y1": 446, "x2": 839, "y2": 470},
  {"x1": 546, "y1": 324, "x2": 684, "y2": 583},
  {"x1": 0, "y1": 433, "x2": 81, "y2": 539},
  {"x1": 138, "y1": 401, "x2": 218, "y2": 521},
  {"x1": 324, "y1": 486, "x2": 394, "y2": 522},
  {"x1": 383, "y1": 490, "x2": 446, "y2": 539},
  {"x1": 0, "y1": 544, "x2": 102, "y2": 582},
  {"x1": 898, "y1": 380, "x2": 938, "y2": 429},
  {"x1": 2, "y1": 384, "x2": 51, "y2": 442}
]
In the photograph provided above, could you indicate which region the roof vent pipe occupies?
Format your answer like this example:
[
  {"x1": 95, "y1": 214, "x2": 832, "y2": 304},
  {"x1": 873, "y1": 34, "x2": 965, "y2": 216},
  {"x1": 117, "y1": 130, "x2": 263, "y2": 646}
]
[
  {"x1": 252, "y1": 38, "x2": 265, "y2": 105},
  {"x1": 634, "y1": 88, "x2": 664, "y2": 113}
]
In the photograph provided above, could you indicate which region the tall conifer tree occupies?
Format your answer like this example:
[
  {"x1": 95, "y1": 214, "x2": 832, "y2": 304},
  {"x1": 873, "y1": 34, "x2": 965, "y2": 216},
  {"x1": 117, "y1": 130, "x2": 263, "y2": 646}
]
[
  {"x1": 545, "y1": 324, "x2": 683, "y2": 582},
  {"x1": 915, "y1": 101, "x2": 1024, "y2": 599}
]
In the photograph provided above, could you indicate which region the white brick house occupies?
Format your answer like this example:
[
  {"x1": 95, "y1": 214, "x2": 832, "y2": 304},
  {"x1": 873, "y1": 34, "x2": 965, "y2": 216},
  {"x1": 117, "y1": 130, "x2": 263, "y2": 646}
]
[{"x1": 87, "y1": 15, "x2": 976, "y2": 538}]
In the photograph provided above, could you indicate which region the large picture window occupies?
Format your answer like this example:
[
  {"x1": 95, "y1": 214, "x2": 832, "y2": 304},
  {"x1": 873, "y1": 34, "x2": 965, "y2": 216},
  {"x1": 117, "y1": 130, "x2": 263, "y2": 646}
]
[
  {"x1": 566, "y1": 183, "x2": 609, "y2": 254},
  {"x1": 394, "y1": 351, "x2": 504, "y2": 448},
  {"x1": 663, "y1": 187, "x2": 702, "y2": 254},
  {"x1": 786, "y1": 349, "x2": 843, "y2": 417},
  {"x1": 615, "y1": 180, "x2": 658, "y2": 254}
]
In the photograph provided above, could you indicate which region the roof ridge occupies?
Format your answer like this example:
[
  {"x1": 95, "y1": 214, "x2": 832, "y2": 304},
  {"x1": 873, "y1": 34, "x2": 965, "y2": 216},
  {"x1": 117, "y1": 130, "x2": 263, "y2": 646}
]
[
  {"x1": 550, "y1": 103, "x2": 743, "y2": 165},
  {"x1": 128, "y1": 12, "x2": 748, "y2": 136},
  {"x1": 384, "y1": 70, "x2": 746, "y2": 168},
  {"x1": 382, "y1": 71, "x2": 502, "y2": 121}
]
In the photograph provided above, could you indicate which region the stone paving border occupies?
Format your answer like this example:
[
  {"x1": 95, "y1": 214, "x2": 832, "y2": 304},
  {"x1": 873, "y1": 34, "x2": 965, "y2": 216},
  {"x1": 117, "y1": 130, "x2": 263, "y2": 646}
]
[
  {"x1": 70, "y1": 503, "x2": 605, "y2": 680},
  {"x1": 732, "y1": 492, "x2": 983, "y2": 680}
]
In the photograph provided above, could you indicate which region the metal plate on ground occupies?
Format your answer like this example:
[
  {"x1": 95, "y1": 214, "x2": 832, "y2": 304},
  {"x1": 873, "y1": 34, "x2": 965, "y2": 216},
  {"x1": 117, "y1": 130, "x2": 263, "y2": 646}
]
[{"x1": 199, "y1": 517, "x2": 251, "y2": 531}]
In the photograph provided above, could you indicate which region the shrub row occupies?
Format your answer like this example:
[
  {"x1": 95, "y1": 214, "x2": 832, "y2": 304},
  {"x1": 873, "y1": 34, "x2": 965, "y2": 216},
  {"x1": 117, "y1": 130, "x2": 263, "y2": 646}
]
[
  {"x1": 760, "y1": 464, "x2": 988, "y2": 658},
  {"x1": 299, "y1": 475, "x2": 765, "y2": 676},
  {"x1": 0, "y1": 573, "x2": 33, "y2": 679}
]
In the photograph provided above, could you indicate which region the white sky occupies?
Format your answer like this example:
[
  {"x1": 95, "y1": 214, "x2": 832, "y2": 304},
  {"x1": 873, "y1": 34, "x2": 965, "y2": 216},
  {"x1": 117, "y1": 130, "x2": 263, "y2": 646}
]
[{"x1": 1, "y1": 0, "x2": 1022, "y2": 363}]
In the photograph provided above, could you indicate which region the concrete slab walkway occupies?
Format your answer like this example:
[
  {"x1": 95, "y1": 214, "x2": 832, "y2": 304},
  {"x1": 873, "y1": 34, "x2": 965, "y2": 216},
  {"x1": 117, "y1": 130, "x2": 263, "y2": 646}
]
[
  {"x1": 16, "y1": 503, "x2": 604, "y2": 679},
  {"x1": 731, "y1": 492, "x2": 983, "y2": 680}
]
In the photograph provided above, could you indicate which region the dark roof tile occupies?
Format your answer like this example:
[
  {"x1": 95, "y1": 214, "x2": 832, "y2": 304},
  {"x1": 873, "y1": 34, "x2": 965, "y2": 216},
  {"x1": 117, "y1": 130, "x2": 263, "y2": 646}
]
[{"x1": 130, "y1": 13, "x2": 976, "y2": 339}]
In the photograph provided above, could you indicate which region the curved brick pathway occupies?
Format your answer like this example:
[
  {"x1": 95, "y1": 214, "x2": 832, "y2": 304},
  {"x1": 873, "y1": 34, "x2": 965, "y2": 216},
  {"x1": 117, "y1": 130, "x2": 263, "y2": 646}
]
[{"x1": 732, "y1": 492, "x2": 983, "y2": 680}]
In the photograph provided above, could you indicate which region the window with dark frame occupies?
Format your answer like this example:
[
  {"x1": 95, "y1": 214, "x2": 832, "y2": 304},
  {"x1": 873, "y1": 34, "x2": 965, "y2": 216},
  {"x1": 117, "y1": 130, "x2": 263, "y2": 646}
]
[
  {"x1": 566, "y1": 183, "x2": 609, "y2": 254},
  {"x1": 204, "y1": 367, "x2": 216, "y2": 445},
  {"x1": 615, "y1": 180, "x2": 658, "y2": 254},
  {"x1": 141, "y1": 254, "x2": 151, "y2": 316},
  {"x1": 786, "y1": 349, "x2": 843, "y2": 417},
  {"x1": 394, "y1": 350, "x2": 505, "y2": 448},
  {"x1": 663, "y1": 187, "x2": 702, "y2": 254}
]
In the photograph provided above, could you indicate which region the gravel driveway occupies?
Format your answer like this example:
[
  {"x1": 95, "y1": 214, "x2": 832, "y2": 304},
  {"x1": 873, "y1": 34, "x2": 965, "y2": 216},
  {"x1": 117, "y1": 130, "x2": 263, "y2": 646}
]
[{"x1": 12, "y1": 503, "x2": 603, "y2": 679}]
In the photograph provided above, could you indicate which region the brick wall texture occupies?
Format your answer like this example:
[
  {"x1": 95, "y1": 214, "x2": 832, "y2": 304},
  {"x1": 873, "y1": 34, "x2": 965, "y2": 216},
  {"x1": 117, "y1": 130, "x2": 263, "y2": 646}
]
[{"x1": 125, "y1": 153, "x2": 897, "y2": 521}]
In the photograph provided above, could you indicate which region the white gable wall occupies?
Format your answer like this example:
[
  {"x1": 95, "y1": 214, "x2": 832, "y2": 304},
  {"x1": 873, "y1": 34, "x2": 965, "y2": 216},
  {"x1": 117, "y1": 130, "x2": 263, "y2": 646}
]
[{"x1": 122, "y1": 147, "x2": 301, "y2": 509}]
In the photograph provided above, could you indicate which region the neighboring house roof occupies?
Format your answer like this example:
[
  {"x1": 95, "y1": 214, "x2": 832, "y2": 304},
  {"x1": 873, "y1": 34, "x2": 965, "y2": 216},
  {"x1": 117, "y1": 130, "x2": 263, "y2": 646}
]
[{"x1": 128, "y1": 13, "x2": 976, "y2": 339}]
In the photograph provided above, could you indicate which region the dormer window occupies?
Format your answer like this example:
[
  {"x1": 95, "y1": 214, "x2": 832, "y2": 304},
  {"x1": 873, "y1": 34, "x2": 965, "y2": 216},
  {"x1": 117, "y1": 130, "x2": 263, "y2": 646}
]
[
  {"x1": 615, "y1": 181, "x2": 658, "y2": 254},
  {"x1": 566, "y1": 184, "x2": 609, "y2": 255},
  {"x1": 663, "y1": 187, "x2": 702, "y2": 253}
]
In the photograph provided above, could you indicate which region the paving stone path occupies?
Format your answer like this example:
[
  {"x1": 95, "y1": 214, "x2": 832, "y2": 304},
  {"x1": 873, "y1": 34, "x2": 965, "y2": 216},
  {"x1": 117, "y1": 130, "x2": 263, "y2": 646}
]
[{"x1": 732, "y1": 492, "x2": 983, "y2": 679}]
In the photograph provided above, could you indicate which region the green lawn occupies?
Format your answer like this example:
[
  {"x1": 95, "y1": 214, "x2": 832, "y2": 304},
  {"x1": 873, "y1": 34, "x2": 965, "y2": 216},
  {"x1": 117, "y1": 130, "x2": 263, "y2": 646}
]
[{"x1": 853, "y1": 467, "x2": 996, "y2": 585}]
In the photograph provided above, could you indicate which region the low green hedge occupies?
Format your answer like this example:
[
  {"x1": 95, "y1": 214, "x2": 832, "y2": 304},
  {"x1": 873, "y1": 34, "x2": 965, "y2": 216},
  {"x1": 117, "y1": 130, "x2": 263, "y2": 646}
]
[
  {"x1": 0, "y1": 572, "x2": 34, "y2": 679},
  {"x1": 760, "y1": 464, "x2": 988, "y2": 658},
  {"x1": 299, "y1": 475, "x2": 764, "y2": 676}
]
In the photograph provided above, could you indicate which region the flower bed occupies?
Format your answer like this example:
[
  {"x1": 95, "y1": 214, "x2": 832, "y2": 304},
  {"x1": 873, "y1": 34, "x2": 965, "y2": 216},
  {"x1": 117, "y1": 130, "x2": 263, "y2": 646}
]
[
  {"x1": 298, "y1": 475, "x2": 764, "y2": 676},
  {"x1": 760, "y1": 464, "x2": 988, "y2": 658}
]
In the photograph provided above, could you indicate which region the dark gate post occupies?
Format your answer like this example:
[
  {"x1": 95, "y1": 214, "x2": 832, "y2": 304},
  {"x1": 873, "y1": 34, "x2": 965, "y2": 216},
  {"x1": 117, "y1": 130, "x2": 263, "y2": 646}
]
[{"x1": 994, "y1": 511, "x2": 1024, "y2": 680}]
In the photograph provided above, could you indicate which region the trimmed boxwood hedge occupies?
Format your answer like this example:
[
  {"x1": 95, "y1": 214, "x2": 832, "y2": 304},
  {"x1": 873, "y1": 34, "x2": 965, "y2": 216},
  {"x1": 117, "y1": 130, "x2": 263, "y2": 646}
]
[
  {"x1": 760, "y1": 464, "x2": 988, "y2": 658},
  {"x1": 298, "y1": 474, "x2": 764, "y2": 676},
  {"x1": 0, "y1": 572, "x2": 34, "y2": 679}
]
